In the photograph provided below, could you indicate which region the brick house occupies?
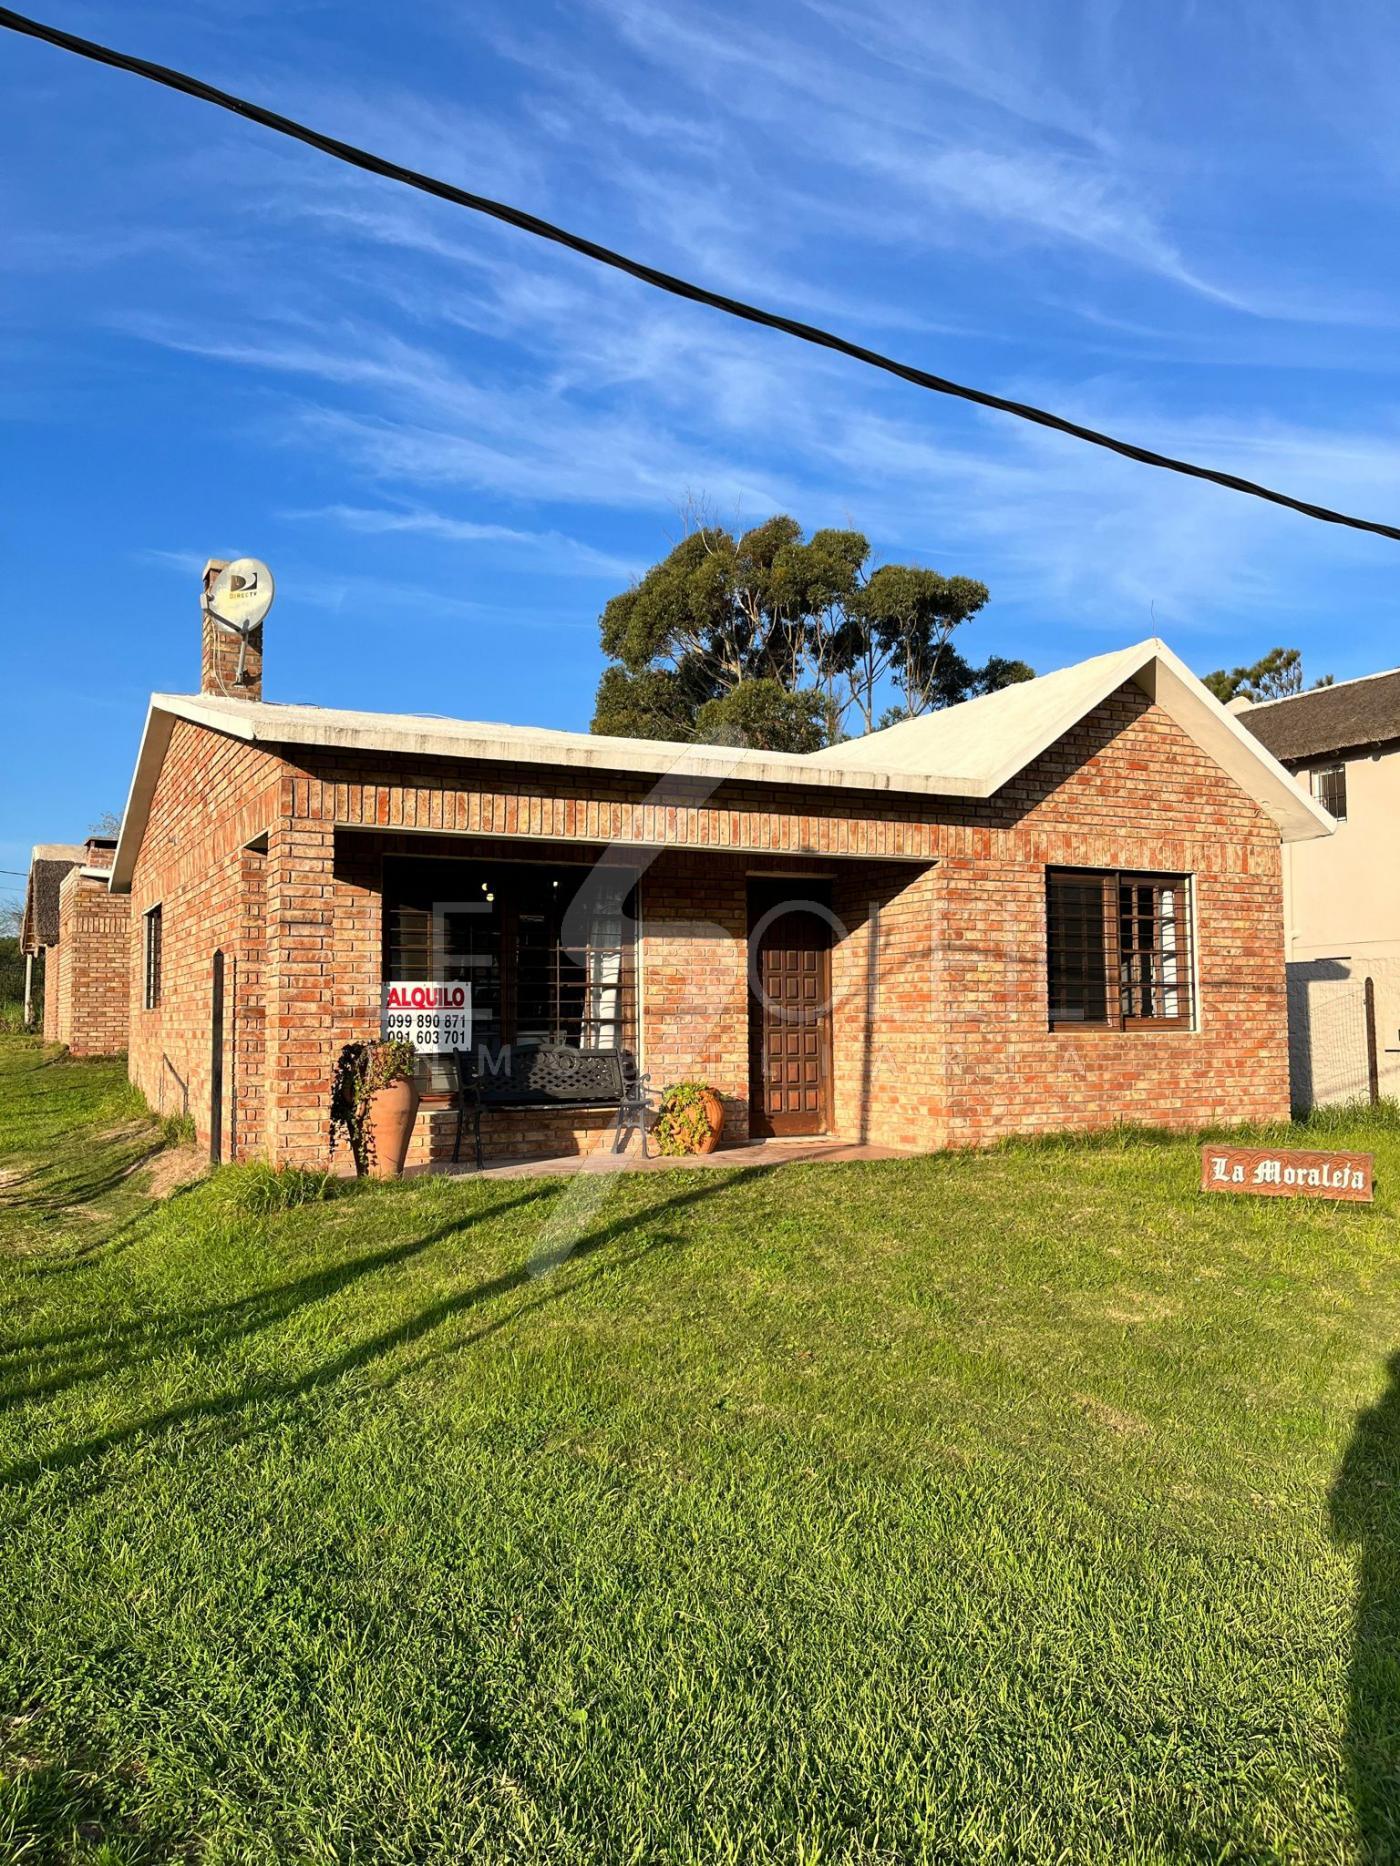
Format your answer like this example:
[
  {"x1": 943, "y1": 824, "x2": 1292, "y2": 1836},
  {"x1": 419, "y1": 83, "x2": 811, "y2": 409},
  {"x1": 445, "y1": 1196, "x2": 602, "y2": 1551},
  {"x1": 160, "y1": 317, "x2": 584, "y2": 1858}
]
[
  {"x1": 102, "y1": 570, "x2": 1330, "y2": 1168},
  {"x1": 20, "y1": 838, "x2": 128, "y2": 1055}
]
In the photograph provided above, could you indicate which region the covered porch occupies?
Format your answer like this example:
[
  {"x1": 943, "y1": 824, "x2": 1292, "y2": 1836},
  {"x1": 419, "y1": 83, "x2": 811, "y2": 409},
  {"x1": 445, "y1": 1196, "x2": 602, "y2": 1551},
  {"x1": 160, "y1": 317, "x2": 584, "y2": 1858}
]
[{"x1": 331, "y1": 826, "x2": 937, "y2": 1170}]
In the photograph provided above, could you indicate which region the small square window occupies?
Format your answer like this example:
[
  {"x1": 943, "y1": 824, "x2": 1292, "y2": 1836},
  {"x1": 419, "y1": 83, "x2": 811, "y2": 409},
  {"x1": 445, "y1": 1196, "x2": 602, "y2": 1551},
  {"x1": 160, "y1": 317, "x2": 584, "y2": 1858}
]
[
  {"x1": 1047, "y1": 869, "x2": 1195, "y2": 1031},
  {"x1": 1311, "y1": 763, "x2": 1347, "y2": 822},
  {"x1": 143, "y1": 905, "x2": 163, "y2": 1010}
]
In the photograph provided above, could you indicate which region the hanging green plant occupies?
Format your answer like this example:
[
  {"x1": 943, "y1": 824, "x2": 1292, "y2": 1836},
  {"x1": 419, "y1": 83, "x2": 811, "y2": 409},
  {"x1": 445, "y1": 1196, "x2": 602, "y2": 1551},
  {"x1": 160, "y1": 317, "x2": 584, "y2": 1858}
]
[
  {"x1": 329, "y1": 1038, "x2": 418, "y2": 1174},
  {"x1": 654, "y1": 1081, "x2": 724, "y2": 1156}
]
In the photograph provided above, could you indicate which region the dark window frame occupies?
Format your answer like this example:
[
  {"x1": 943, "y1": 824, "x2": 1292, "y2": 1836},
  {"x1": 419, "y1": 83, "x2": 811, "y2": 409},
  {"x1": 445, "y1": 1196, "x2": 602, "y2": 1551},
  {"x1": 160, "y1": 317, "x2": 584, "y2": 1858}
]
[
  {"x1": 142, "y1": 904, "x2": 163, "y2": 1011},
  {"x1": 1046, "y1": 868, "x2": 1195, "y2": 1033},
  {"x1": 1310, "y1": 761, "x2": 1347, "y2": 822},
  {"x1": 382, "y1": 855, "x2": 640, "y2": 1096}
]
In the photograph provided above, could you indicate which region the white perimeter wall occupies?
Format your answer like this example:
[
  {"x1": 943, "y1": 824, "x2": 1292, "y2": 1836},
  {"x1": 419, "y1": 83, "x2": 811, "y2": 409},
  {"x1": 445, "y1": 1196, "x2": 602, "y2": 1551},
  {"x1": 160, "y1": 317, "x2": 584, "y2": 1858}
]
[{"x1": 1283, "y1": 746, "x2": 1400, "y2": 1107}]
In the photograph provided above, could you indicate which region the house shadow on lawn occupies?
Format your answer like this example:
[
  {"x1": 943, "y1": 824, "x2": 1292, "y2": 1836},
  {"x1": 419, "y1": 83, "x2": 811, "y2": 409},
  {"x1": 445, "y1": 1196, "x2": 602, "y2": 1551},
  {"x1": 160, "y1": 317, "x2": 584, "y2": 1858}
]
[
  {"x1": 0, "y1": 1168, "x2": 771, "y2": 1487},
  {"x1": 0, "y1": 1185, "x2": 552, "y2": 1411},
  {"x1": 1332, "y1": 1352, "x2": 1400, "y2": 1860}
]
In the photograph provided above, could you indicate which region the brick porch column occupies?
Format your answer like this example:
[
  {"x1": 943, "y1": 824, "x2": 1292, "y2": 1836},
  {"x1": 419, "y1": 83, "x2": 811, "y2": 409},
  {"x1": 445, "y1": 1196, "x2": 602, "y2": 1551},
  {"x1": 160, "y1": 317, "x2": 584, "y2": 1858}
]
[{"x1": 264, "y1": 818, "x2": 337, "y2": 1166}]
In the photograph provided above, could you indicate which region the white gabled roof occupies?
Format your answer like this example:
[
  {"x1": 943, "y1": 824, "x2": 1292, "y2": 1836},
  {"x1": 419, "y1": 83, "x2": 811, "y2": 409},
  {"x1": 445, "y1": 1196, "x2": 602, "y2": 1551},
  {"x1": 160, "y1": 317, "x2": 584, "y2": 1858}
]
[
  {"x1": 108, "y1": 690, "x2": 990, "y2": 889},
  {"x1": 108, "y1": 636, "x2": 1332, "y2": 891},
  {"x1": 135, "y1": 690, "x2": 990, "y2": 797},
  {"x1": 813, "y1": 636, "x2": 1333, "y2": 843}
]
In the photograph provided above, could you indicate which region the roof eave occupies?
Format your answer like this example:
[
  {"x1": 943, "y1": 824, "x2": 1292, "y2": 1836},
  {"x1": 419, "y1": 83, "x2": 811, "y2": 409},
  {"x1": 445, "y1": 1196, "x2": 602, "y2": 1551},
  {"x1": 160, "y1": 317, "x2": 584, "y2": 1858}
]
[
  {"x1": 109, "y1": 699, "x2": 177, "y2": 894},
  {"x1": 978, "y1": 642, "x2": 1148, "y2": 796},
  {"x1": 973, "y1": 638, "x2": 1332, "y2": 842},
  {"x1": 149, "y1": 692, "x2": 990, "y2": 799},
  {"x1": 110, "y1": 644, "x2": 1335, "y2": 887},
  {"x1": 1142, "y1": 645, "x2": 1336, "y2": 842},
  {"x1": 109, "y1": 693, "x2": 994, "y2": 893}
]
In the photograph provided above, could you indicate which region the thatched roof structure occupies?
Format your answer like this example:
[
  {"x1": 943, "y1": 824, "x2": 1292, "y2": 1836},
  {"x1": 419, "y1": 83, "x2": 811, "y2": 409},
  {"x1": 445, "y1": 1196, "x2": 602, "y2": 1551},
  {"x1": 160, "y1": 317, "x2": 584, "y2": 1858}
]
[
  {"x1": 20, "y1": 840, "x2": 115, "y2": 954},
  {"x1": 1241, "y1": 668, "x2": 1400, "y2": 764}
]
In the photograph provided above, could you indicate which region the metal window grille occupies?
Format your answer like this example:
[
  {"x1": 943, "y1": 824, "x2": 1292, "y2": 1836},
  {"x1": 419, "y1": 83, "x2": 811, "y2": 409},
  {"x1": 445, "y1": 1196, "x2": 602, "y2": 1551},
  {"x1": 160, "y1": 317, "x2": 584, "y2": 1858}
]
[
  {"x1": 143, "y1": 904, "x2": 162, "y2": 1011},
  {"x1": 1311, "y1": 763, "x2": 1347, "y2": 822},
  {"x1": 383, "y1": 857, "x2": 639, "y2": 1094},
  {"x1": 1047, "y1": 869, "x2": 1194, "y2": 1031}
]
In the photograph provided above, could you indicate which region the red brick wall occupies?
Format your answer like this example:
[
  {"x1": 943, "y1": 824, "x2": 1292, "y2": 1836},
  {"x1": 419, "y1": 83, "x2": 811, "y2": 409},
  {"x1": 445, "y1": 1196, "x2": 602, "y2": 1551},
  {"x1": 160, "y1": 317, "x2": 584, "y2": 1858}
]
[
  {"x1": 281, "y1": 754, "x2": 941, "y2": 863},
  {"x1": 639, "y1": 853, "x2": 753, "y2": 1138},
  {"x1": 831, "y1": 863, "x2": 941, "y2": 1150},
  {"x1": 52, "y1": 871, "x2": 129, "y2": 1057},
  {"x1": 122, "y1": 679, "x2": 1289, "y2": 1166},
  {"x1": 233, "y1": 844, "x2": 267, "y2": 1160},
  {"x1": 934, "y1": 684, "x2": 1287, "y2": 1144},
  {"x1": 42, "y1": 945, "x2": 61, "y2": 1043},
  {"x1": 127, "y1": 718, "x2": 285, "y2": 1149}
]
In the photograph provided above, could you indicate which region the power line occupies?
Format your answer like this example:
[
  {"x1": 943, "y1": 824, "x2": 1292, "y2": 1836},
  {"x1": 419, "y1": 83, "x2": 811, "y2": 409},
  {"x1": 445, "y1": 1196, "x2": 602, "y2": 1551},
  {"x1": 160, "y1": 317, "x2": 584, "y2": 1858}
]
[{"x1": 3, "y1": 5, "x2": 1399, "y2": 547}]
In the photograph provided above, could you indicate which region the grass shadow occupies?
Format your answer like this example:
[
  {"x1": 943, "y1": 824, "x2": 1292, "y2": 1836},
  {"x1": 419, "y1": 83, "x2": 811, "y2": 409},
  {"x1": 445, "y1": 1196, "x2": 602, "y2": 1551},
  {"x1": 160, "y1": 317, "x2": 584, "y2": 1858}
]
[
  {"x1": 0, "y1": 1707, "x2": 192, "y2": 1863},
  {"x1": 0, "y1": 1133, "x2": 170, "y2": 1221},
  {"x1": 0, "y1": 1185, "x2": 557, "y2": 1409},
  {"x1": 0, "y1": 1169, "x2": 772, "y2": 1486},
  {"x1": 1332, "y1": 1351, "x2": 1400, "y2": 1858}
]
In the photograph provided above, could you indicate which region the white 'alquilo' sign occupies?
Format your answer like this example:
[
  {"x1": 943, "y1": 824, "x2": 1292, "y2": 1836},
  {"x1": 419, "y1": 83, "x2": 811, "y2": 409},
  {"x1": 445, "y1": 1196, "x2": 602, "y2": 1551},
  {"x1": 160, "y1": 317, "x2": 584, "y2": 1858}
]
[{"x1": 381, "y1": 981, "x2": 471, "y2": 1055}]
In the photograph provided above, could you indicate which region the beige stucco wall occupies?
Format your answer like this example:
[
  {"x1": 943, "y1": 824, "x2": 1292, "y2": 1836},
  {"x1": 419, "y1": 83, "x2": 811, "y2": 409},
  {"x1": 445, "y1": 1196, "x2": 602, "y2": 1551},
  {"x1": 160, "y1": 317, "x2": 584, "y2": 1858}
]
[{"x1": 1282, "y1": 747, "x2": 1400, "y2": 1105}]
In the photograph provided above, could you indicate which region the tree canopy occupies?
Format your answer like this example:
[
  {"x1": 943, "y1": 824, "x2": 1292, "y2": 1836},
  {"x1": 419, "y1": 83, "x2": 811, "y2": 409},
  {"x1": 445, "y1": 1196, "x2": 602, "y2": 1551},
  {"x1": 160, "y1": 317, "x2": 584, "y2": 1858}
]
[
  {"x1": 590, "y1": 516, "x2": 1031, "y2": 752},
  {"x1": 1202, "y1": 647, "x2": 1333, "y2": 705}
]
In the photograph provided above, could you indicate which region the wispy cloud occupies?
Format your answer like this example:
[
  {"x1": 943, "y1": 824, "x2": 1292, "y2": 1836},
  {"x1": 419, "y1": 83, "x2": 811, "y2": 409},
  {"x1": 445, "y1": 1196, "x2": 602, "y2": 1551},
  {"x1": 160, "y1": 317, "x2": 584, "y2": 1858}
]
[
  {"x1": 9, "y1": 0, "x2": 1400, "y2": 764},
  {"x1": 574, "y1": 0, "x2": 1215, "y2": 295},
  {"x1": 571, "y1": 0, "x2": 1386, "y2": 325},
  {"x1": 134, "y1": 540, "x2": 599, "y2": 633},
  {"x1": 122, "y1": 277, "x2": 1400, "y2": 657},
  {"x1": 289, "y1": 503, "x2": 641, "y2": 580}
]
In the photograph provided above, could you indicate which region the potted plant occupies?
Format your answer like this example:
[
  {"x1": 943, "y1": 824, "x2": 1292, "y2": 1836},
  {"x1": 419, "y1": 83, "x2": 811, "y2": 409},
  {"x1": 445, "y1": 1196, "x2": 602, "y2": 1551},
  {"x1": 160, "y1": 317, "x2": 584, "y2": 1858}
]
[
  {"x1": 329, "y1": 1038, "x2": 420, "y2": 1179},
  {"x1": 655, "y1": 1081, "x2": 725, "y2": 1156}
]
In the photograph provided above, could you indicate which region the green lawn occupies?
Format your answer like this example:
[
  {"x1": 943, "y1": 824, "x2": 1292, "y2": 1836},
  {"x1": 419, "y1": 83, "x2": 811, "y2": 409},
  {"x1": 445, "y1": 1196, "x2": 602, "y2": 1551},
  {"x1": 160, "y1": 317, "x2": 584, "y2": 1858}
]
[{"x1": 3, "y1": 1036, "x2": 1400, "y2": 1863}]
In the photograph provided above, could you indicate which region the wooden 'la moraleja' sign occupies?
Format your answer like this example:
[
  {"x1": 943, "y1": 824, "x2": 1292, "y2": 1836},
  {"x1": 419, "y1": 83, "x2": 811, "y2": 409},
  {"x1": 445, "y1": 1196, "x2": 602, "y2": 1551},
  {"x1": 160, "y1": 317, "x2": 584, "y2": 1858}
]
[{"x1": 1200, "y1": 1145, "x2": 1374, "y2": 1203}]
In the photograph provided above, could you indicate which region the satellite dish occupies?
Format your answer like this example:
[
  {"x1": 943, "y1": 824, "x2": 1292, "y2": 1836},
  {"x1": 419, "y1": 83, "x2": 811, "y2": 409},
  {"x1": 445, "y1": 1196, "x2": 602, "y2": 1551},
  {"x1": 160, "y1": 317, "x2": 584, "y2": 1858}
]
[
  {"x1": 207, "y1": 557, "x2": 274, "y2": 634},
  {"x1": 205, "y1": 558, "x2": 274, "y2": 689}
]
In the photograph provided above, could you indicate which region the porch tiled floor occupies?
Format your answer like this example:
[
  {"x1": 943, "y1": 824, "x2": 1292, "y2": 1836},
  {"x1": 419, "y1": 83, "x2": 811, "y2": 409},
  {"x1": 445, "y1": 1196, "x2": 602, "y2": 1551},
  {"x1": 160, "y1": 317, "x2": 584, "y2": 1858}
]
[{"x1": 416, "y1": 1136, "x2": 914, "y2": 1181}]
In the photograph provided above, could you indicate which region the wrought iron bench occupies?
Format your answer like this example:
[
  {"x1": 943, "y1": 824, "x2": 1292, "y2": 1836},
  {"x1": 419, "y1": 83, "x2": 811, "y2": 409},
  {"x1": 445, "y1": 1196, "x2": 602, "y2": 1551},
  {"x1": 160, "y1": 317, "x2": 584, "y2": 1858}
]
[{"x1": 451, "y1": 1042, "x2": 652, "y2": 1170}]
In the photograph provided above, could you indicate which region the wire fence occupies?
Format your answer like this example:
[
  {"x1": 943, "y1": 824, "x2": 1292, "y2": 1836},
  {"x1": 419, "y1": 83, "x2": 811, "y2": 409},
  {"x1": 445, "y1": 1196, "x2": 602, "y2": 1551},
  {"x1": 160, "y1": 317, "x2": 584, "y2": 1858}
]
[{"x1": 1287, "y1": 965, "x2": 1394, "y2": 1111}]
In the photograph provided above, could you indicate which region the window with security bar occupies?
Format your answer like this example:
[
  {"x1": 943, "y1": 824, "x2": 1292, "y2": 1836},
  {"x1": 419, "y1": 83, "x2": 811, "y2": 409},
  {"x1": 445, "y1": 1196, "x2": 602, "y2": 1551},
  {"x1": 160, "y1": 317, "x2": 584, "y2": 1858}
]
[
  {"x1": 1046, "y1": 869, "x2": 1194, "y2": 1031},
  {"x1": 1310, "y1": 762, "x2": 1347, "y2": 822},
  {"x1": 142, "y1": 904, "x2": 162, "y2": 1011},
  {"x1": 383, "y1": 856, "x2": 639, "y2": 1093}
]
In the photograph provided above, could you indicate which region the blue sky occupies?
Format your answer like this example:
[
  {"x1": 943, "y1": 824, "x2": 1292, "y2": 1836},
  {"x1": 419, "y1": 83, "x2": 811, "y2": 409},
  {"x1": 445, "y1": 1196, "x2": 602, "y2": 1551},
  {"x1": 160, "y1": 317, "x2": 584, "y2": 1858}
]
[{"x1": 5, "y1": 0, "x2": 1400, "y2": 912}]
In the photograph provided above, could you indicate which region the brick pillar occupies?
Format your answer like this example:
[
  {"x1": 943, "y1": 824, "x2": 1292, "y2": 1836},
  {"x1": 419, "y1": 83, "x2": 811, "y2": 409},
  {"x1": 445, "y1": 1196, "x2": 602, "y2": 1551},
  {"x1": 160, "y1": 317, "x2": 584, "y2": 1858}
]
[
  {"x1": 638, "y1": 857, "x2": 751, "y2": 1134},
  {"x1": 264, "y1": 817, "x2": 337, "y2": 1165},
  {"x1": 233, "y1": 845, "x2": 267, "y2": 1161},
  {"x1": 42, "y1": 945, "x2": 61, "y2": 1041},
  {"x1": 831, "y1": 863, "x2": 941, "y2": 1151}
]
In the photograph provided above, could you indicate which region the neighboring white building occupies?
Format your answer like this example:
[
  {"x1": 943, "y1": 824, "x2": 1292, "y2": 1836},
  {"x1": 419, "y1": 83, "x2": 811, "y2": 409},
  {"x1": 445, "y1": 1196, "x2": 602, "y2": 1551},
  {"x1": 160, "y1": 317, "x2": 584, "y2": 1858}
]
[{"x1": 1239, "y1": 670, "x2": 1400, "y2": 1108}]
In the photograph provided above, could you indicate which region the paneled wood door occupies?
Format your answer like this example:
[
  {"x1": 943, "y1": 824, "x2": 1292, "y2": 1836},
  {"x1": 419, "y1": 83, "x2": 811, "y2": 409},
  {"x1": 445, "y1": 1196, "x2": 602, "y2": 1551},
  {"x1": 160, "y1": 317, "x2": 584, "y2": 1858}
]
[{"x1": 748, "y1": 886, "x2": 833, "y2": 1138}]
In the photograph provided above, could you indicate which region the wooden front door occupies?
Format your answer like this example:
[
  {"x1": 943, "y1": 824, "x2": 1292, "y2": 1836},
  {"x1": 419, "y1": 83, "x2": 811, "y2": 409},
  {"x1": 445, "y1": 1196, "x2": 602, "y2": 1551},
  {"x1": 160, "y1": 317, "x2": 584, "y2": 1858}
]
[{"x1": 748, "y1": 887, "x2": 833, "y2": 1138}]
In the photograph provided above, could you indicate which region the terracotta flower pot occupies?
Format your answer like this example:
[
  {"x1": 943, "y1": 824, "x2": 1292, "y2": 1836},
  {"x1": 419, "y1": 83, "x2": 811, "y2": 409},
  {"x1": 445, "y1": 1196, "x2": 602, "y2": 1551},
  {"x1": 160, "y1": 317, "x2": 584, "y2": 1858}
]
[
  {"x1": 695, "y1": 1090, "x2": 725, "y2": 1154},
  {"x1": 365, "y1": 1078, "x2": 420, "y2": 1179}
]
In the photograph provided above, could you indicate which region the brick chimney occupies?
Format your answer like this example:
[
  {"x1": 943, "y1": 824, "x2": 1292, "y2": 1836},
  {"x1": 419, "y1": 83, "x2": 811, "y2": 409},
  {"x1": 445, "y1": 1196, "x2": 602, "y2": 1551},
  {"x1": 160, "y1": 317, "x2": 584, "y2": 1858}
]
[{"x1": 200, "y1": 558, "x2": 264, "y2": 700}]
